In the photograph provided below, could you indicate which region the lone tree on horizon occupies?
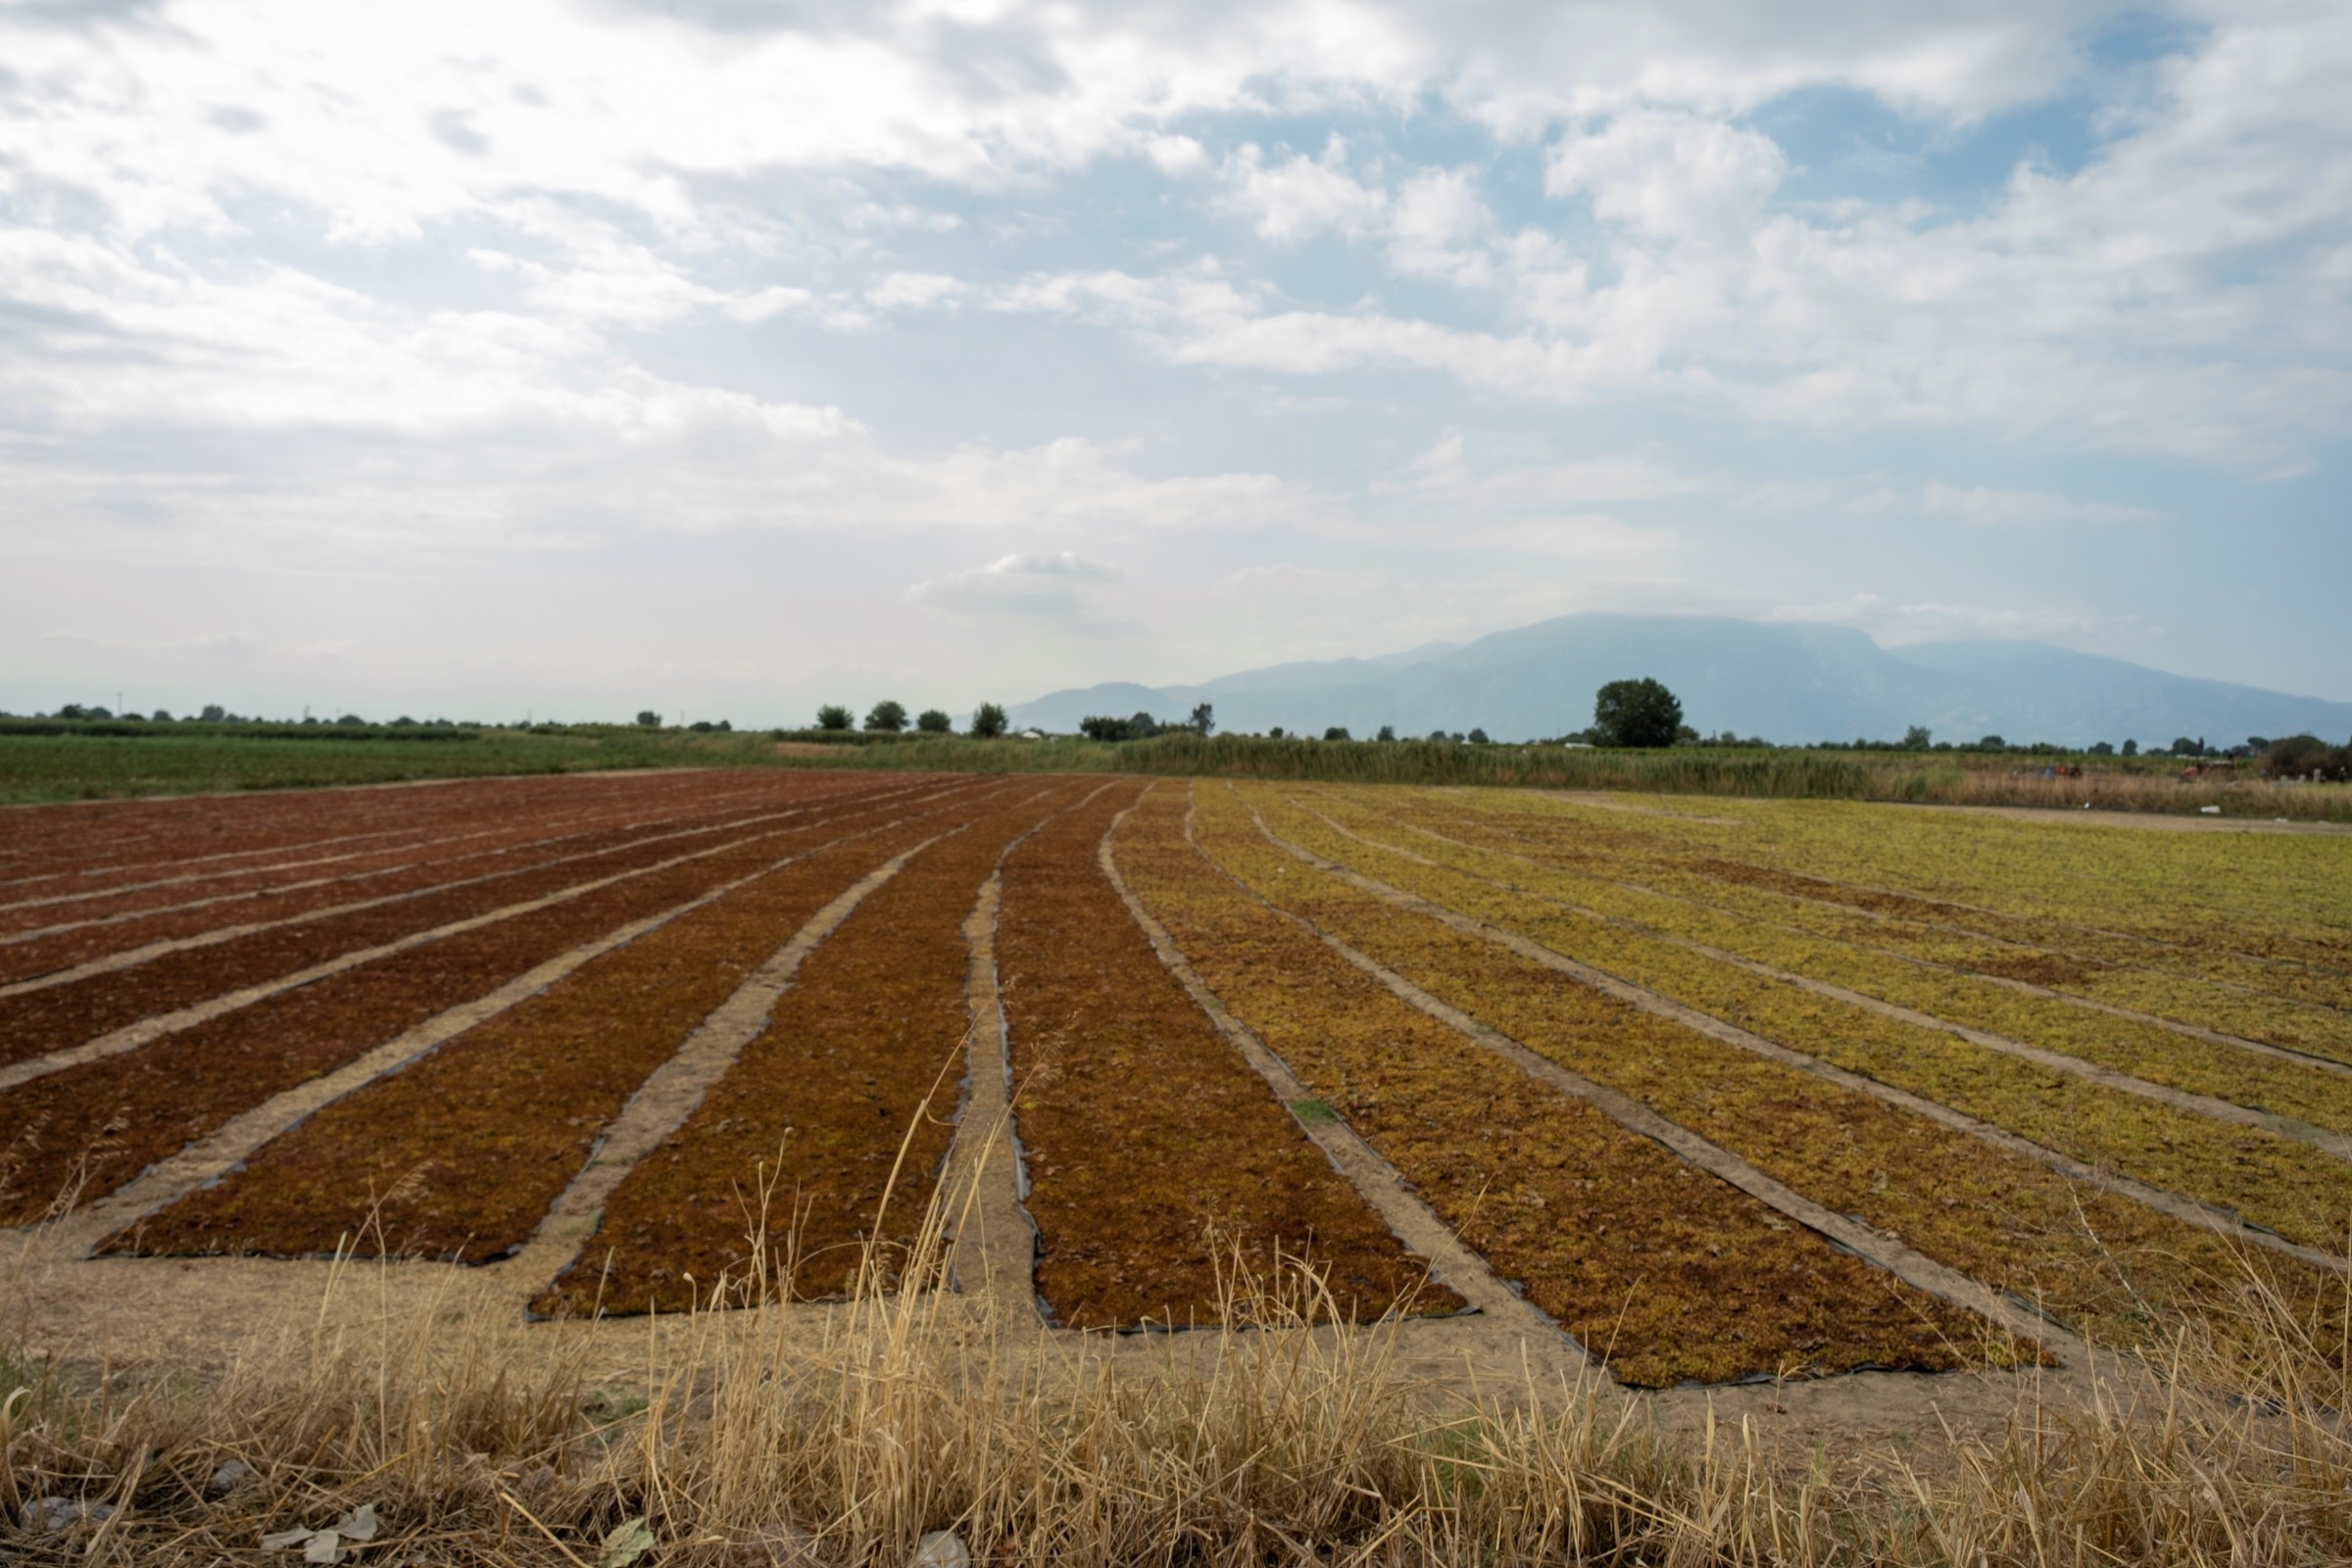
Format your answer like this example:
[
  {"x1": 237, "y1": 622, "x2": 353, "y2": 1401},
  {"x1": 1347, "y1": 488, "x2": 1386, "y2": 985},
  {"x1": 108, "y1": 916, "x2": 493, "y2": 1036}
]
[
  {"x1": 1592, "y1": 677, "x2": 1683, "y2": 748},
  {"x1": 864, "y1": 700, "x2": 908, "y2": 732},
  {"x1": 970, "y1": 702, "x2": 1008, "y2": 738}
]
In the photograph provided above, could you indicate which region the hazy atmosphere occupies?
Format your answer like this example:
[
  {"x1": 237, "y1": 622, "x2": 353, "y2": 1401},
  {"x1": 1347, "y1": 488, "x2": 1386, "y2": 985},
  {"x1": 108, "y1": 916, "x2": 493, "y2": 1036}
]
[{"x1": 4, "y1": 1, "x2": 2348, "y2": 727}]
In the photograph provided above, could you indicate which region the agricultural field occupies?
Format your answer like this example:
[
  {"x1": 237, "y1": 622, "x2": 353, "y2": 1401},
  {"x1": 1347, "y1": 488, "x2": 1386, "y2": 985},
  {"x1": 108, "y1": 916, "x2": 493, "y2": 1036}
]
[{"x1": 3, "y1": 767, "x2": 2347, "y2": 1393}]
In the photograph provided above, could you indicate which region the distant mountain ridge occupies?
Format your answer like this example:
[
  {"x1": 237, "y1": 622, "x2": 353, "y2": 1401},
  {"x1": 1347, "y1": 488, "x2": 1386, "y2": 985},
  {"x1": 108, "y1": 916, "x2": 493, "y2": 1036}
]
[{"x1": 1007, "y1": 613, "x2": 2352, "y2": 748}]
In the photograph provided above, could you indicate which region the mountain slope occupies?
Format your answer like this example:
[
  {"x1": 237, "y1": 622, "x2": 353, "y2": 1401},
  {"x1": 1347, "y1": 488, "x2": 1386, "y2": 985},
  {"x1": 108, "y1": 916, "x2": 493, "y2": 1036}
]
[{"x1": 1008, "y1": 613, "x2": 2352, "y2": 747}]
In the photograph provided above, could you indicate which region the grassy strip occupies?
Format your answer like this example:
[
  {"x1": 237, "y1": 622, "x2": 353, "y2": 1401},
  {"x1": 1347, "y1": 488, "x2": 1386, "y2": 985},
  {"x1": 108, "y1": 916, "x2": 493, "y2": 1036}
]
[
  {"x1": 0, "y1": 775, "x2": 847, "y2": 984},
  {"x1": 14, "y1": 723, "x2": 2352, "y2": 818},
  {"x1": 1188, "y1": 787, "x2": 2335, "y2": 1358},
  {"x1": 1254, "y1": 789, "x2": 2352, "y2": 1254},
  {"x1": 1116, "y1": 784, "x2": 1996, "y2": 1387},
  {"x1": 0, "y1": 780, "x2": 901, "y2": 1065},
  {"x1": 103, "y1": 795, "x2": 1002, "y2": 1263},
  {"x1": 1000, "y1": 784, "x2": 1457, "y2": 1330},
  {"x1": 0, "y1": 786, "x2": 960, "y2": 1223},
  {"x1": 1322, "y1": 789, "x2": 2352, "y2": 1128},
  {"x1": 533, "y1": 786, "x2": 1088, "y2": 1315}
]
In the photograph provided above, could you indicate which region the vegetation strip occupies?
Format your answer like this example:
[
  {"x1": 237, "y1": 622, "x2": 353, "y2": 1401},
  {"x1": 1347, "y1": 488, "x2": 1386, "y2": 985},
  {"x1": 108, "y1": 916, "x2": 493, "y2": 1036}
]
[
  {"x1": 109, "y1": 795, "x2": 991, "y2": 1263},
  {"x1": 1148, "y1": 788, "x2": 2028, "y2": 1385},
  {"x1": 1102, "y1": 793, "x2": 1538, "y2": 1341},
  {"x1": 1256, "y1": 793, "x2": 2352, "y2": 1259},
  {"x1": 1309, "y1": 805, "x2": 2352, "y2": 1162},
  {"x1": 1392, "y1": 807, "x2": 2352, "y2": 1083},
  {"x1": 0, "y1": 784, "x2": 919, "y2": 1051},
  {"x1": 1194, "y1": 787, "x2": 2342, "y2": 1358},
  {"x1": 999, "y1": 782, "x2": 1460, "y2": 1331},
  {"x1": 0, "y1": 783, "x2": 988, "y2": 1223},
  {"x1": 534, "y1": 784, "x2": 1086, "y2": 1316},
  {"x1": 0, "y1": 780, "x2": 970, "y2": 1079},
  {"x1": 0, "y1": 776, "x2": 940, "y2": 993}
]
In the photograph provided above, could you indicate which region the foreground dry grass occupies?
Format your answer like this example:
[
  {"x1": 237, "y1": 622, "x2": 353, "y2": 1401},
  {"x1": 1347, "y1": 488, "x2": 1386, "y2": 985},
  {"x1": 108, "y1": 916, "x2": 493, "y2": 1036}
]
[{"x1": 5, "y1": 1206, "x2": 2350, "y2": 1568}]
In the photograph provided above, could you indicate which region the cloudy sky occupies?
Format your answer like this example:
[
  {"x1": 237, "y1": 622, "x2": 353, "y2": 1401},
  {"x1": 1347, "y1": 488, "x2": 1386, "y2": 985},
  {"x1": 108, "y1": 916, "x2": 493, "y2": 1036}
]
[{"x1": 3, "y1": 0, "x2": 2347, "y2": 725}]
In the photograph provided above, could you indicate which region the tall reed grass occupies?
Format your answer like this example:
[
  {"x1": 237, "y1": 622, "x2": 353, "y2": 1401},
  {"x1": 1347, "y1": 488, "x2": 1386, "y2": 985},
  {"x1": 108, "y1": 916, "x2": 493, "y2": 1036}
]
[{"x1": 7, "y1": 1185, "x2": 2349, "y2": 1566}]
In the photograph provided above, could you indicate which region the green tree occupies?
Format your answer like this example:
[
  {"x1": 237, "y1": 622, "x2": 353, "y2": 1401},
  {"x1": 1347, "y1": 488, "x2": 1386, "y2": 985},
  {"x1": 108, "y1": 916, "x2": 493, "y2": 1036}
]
[
  {"x1": 1189, "y1": 702, "x2": 1215, "y2": 736},
  {"x1": 200, "y1": 704, "x2": 225, "y2": 721},
  {"x1": 864, "y1": 700, "x2": 908, "y2": 732},
  {"x1": 1376, "y1": 724, "x2": 1396, "y2": 742},
  {"x1": 2088, "y1": 741, "x2": 2115, "y2": 757},
  {"x1": 1903, "y1": 724, "x2": 1932, "y2": 749},
  {"x1": 1978, "y1": 734, "x2": 2006, "y2": 751},
  {"x1": 1592, "y1": 677, "x2": 1683, "y2": 748},
  {"x1": 635, "y1": 710, "x2": 661, "y2": 727},
  {"x1": 969, "y1": 702, "x2": 1008, "y2": 738},
  {"x1": 2171, "y1": 735, "x2": 2206, "y2": 758},
  {"x1": 915, "y1": 708, "x2": 953, "y2": 733},
  {"x1": 1467, "y1": 727, "x2": 1490, "y2": 745},
  {"x1": 1268, "y1": 725, "x2": 1286, "y2": 739},
  {"x1": 1079, "y1": 714, "x2": 1133, "y2": 741},
  {"x1": 2121, "y1": 738, "x2": 2138, "y2": 756},
  {"x1": 1323, "y1": 725, "x2": 1351, "y2": 742},
  {"x1": 815, "y1": 704, "x2": 853, "y2": 731}
]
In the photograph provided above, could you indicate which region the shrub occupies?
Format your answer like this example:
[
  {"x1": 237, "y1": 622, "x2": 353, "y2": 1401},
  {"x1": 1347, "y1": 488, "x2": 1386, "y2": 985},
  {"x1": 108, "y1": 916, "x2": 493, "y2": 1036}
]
[
  {"x1": 969, "y1": 703, "x2": 1008, "y2": 739},
  {"x1": 815, "y1": 705, "x2": 853, "y2": 731},
  {"x1": 2263, "y1": 735, "x2": 2352, "y2": 781},
  {"x1": 915, "y1": 709, "x2": 953, "y2": 733},
  {"x1": 1592, "y1": 677, "x2": 1683, "y2": 748}
]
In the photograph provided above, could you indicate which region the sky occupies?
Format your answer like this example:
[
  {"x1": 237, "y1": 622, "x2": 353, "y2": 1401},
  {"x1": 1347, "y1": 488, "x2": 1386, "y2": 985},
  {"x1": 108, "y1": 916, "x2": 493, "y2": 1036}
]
[{"x1": 2, "y1": 0, "x2": 2347, "y2": 726}]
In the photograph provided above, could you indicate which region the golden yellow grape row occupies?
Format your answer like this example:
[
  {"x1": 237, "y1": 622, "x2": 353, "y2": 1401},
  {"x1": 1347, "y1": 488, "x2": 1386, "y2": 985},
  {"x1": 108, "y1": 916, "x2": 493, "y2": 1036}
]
[
  {"x1": 1239, "y1": 787, "x2": 2352, "y2": 1254},
  {"x1": 1109, "y1": 784, "x2": 2001, "y2": 1388},
  {"x1": 1303, "y1": 787, "x2": 2352, "y2": 1126},
  {"x1": 1181, "y1": 785, "x2": 2334, "y2": 1359}
]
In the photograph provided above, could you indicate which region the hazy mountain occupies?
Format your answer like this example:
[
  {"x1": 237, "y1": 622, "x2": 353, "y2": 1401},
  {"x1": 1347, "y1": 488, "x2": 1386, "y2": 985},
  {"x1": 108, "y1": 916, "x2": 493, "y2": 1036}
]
[{"x1": 1008, "y1": 613, "x2": 2352, "y2": 748}]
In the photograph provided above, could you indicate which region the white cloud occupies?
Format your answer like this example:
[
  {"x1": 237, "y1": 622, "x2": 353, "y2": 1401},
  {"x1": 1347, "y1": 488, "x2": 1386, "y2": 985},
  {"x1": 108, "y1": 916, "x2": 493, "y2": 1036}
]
[
  {"x1": 906, "y1": 551, "x2": 1128, "y2": 622},
  {"x1": 1912, "y1": 481, "x2": 2162, "y2": 526},
  {"x1": 1221, "y1": 136, "x2": 1388, "y2": 242},
  {"x1": 1766, "y1": 592, "x2": 2156, "y2": 647},
  {"x1": 1545, "y1": 111, "x2": 1787, "y2": 242}
]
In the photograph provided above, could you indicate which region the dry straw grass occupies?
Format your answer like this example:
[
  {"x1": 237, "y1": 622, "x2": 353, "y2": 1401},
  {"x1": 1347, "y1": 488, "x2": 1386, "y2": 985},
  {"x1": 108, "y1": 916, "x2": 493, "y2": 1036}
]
[{"x1": 5, "y1": 1179, "x2": 2351, "y2": 1566}]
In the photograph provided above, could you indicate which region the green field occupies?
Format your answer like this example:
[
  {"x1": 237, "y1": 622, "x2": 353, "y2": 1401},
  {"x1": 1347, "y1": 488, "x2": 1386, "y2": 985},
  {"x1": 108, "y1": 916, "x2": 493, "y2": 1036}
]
[{"x1": 4, "y1": 719, "x2": 2348, "y2": 819}]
